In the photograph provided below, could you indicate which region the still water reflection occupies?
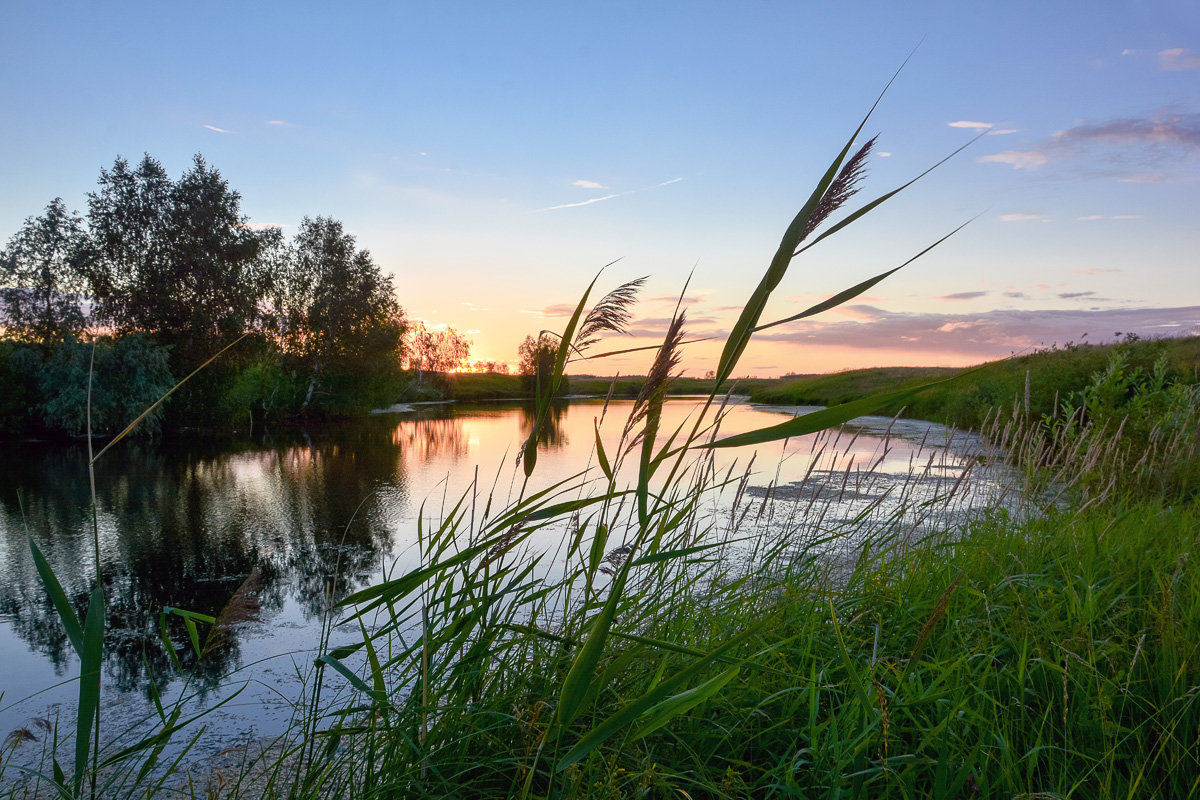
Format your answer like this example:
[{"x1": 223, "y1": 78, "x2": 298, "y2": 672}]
[{"x1": 0, "y1": 399, "x2": 1004, "y2": 746}]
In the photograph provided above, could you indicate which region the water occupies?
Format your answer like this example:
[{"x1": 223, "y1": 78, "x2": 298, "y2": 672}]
[{"x1": 0, "y1": 397, "x2": 1011, "y2": 757}]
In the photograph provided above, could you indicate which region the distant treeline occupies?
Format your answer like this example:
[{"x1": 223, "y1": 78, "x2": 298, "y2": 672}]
[{"x1": 0, "y1": 154, "x2": 471, "y2": 437}]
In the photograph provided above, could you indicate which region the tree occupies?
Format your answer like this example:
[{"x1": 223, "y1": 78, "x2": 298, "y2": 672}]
[
  {"x1": 404, "y1": 321, "x2": 471, "y2": 379},
  {"x1": 0, "y1": 198, "x2": 93, "y2": 344},
  {"x1": 87, "y1": 154, "x2": 272, "y2": 371},
  {"x1": 517, "y1": 333, "x2": 561, "y2": 394},
  {"x1": 273, "y1": 216, "x2": 406, "y2": 410}
]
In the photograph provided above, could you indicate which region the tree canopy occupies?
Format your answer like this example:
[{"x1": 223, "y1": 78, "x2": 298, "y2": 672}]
[
  {"x1": 0, "y1": 198, "x2": 93, "y2": 343},
  {"x1": 86, "y1": 154, "x2": 273, "y2": 371},
  {"x1": 0, "y1": 152, "x2": 422, "y2": 430}
]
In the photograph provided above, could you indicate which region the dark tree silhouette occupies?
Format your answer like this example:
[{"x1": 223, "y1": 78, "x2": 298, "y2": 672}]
[
  {"x1": 86, "y1": 154, "x2": 274, "y2": 372},
  {"x1": 0, "y1": 198, "x2": 94, "y2": 344}
]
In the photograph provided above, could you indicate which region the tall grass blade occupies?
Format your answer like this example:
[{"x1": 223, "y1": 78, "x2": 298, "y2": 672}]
[
  {"x1": 28, "y1": 541, "x2": 84, "y2": 655},
  {"x1": 630, "y1": 665, "x2": 740, "y2": 741},
  {"x1": 714, "y1": 100, "x2": 891, "y2": 385},
  {"x1": 555, "y1": 567, "x2": 627, "y2": 728},
  {"x1": 703, "y1": 371, "x2": 965, "y2": 448},
  {"x1": 556, "y1": 626, "x2": 761, "y2": 770},
  {"x1": 755, "y1": 220, "x2": 972, "y2": 332},
  {"x1": 73, "y1": 586, "x2": 104, "y2": 797}
]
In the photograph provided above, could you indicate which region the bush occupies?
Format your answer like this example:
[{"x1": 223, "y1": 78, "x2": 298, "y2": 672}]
[
  {"x1": 38, "y1": 334, "x2": 175, "y2": 436},
  {"x1": 0, "y1": 341, "x2": 42, "y2": 436}
]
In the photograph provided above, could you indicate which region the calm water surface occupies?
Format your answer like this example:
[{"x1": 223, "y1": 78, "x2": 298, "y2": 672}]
[{"x1": 0, "y1": 398, "x2": 1007, "y2": 751}]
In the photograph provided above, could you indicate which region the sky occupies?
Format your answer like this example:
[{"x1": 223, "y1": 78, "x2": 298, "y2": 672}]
[{"x1": 1, "y1": 1, "x2": 1198, "y2": 377}]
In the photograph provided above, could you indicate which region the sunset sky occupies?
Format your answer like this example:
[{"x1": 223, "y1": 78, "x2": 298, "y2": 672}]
[{"x1": 2, "y1": 1, "x2": 1197, "y2": 376}]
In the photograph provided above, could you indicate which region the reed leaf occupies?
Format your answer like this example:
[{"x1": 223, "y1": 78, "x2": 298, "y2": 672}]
[
  {"x1": 754, "y1": 219, "x2": 972, "y2": 332},
  {"x1": 555, "y1": 565, "x2": 628, "y2": 728},
  {"x1": 316, "y1": 654, "x2": 387, "y2": 705},
  {"x1": 556, "y1": 626, "x2": 761, "y2": 770},
  {"x1": 703, "y1": 371, "x2": 965, "y2": 449},
  {"x1": 715, "y1": 115, "x2": 883, "y2": 385},
  {"x1": 630, "y1": 665, "x2": 740, "y2": 741},
  {"x1": 594, "y1": 420, "x2": 613, "y2": 482},
  {"x1": 73, "y1": 586, "x2": 104, "y2": 796},
  {"x1": 28, "y1": 540, "x2": 84, "y2": 656}
]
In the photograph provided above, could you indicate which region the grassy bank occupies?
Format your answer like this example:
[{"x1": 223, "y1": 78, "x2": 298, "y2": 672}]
[{"x1": 749, "y1": 334, "x2": 1200, "y2": 429}]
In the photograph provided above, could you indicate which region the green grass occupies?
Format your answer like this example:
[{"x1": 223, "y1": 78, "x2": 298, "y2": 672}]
[{"x1": 750, "y1": 335, "x2": 1200, "y2": 429}]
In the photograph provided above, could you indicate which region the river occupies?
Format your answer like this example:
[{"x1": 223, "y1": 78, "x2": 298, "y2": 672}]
[{"x1": 0, "y1": 397, "x2": 1012, "y2": 757}]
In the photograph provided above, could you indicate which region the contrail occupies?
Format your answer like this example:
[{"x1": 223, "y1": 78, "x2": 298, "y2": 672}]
[{"x1": 536, "y1": 177, "x2": 683, "y2": 212}]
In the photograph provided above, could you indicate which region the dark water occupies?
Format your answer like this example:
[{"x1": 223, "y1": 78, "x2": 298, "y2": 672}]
[{"x1": 0, "y1": 398, "x2": 1004, "y2": 750}]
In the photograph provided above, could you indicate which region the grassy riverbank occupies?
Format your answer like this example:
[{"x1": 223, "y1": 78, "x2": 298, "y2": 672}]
[{"x1": 749, "y1": 334, "x2": 1200, "y2": 430}]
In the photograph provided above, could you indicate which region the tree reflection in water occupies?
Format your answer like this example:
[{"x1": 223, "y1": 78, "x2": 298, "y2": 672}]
[
  {"x1": 518, "y1": 400, "x2": 570, "y2": 450},
  {"x1": 0, "y1": 404, "x2": 574, "y2": 703}
]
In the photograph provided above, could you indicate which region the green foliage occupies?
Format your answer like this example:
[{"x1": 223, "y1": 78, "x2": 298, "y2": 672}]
[
  {"x1": 86, "y1": 155, "x2": 273, "y2": 374},
  {"x1": 1040, "y1": 345, "x2": 1200, "y2": 499},
  {"x1": 442, "y1": 371, "x2": 524, "y2": 401},
  {"x1": 0, "y1": 341, "x2": 42, "y2": 435},
  {"x1": 0, "y1": 198, "x2": 93, "y2": 344},
  {"x1": 215, "y1": 356, "x2": 302, "y2": 429},
  {"x1": 37, "y1": 334, "x2": 175, "y2": 436}
]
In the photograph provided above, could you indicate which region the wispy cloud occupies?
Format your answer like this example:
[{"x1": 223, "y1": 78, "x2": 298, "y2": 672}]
[
  {"x1": 948, "y1": 121, "x2": 994, "y2": 130},
  {"x1": 979, "y1": 150, "x2": 1049, "y2": 169},
  {"x1": 1117, "y1": 172, "x2": 1169, "y2": 183},
  {"x1": 1121, "y1": 48, "x2": 1144, "y2": 57},
  {"x1": 541, "y1": 303, "x2": 580, "y2": 317},
  {"x1": 989, "y1": 129, "x2": 1021, "y2": 135},
  {"x1": 1159, "y1": 48, "x2": 1200, "y2": 71},
  {"x1": 203, "y1": 124, "x2": 237, "y2": 134},
  {"x1": 936, "y1": 291, "x2": 990, "y2": 301},
  {"x1": 572, "y1": 179, "x2": 605, "y2": 189},
  {"x1": 1058, "y1": 291, "x2": 1097, "y2": 299},
  {"x1": 266, "y1": 120, "x2": 290, "y2": 126},
  {"x1": 878, "y1": 151, "x2": 892, "y2": 157},
  {"x1": 999, "y1": 212, "x2": 1049, "y2": 223},
  {"x1": 978, "y1": 111, "x2": 1200, "y2": 176},
  {"x1": 754, "y1": 305, "x2": 1200, "y2": 358},
  {"x1": 1053, "y1": 113, "x2": 1200, "y2": 148},
  {"x1": 1075, "y1": 267, "x2": 1122, "y2": 275},
  {"x1": 536, "y1": 177, "x2": 683, "y2": 212}
]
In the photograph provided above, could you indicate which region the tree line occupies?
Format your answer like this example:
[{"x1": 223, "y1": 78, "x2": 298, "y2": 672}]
[{"x1": 0, "y1": 154, "x2": 470, "y2": 436}]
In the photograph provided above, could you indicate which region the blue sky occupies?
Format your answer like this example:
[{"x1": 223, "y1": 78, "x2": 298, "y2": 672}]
[{"x1": 2, "y1": 1, "x2": 1197, "y2": 375}]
